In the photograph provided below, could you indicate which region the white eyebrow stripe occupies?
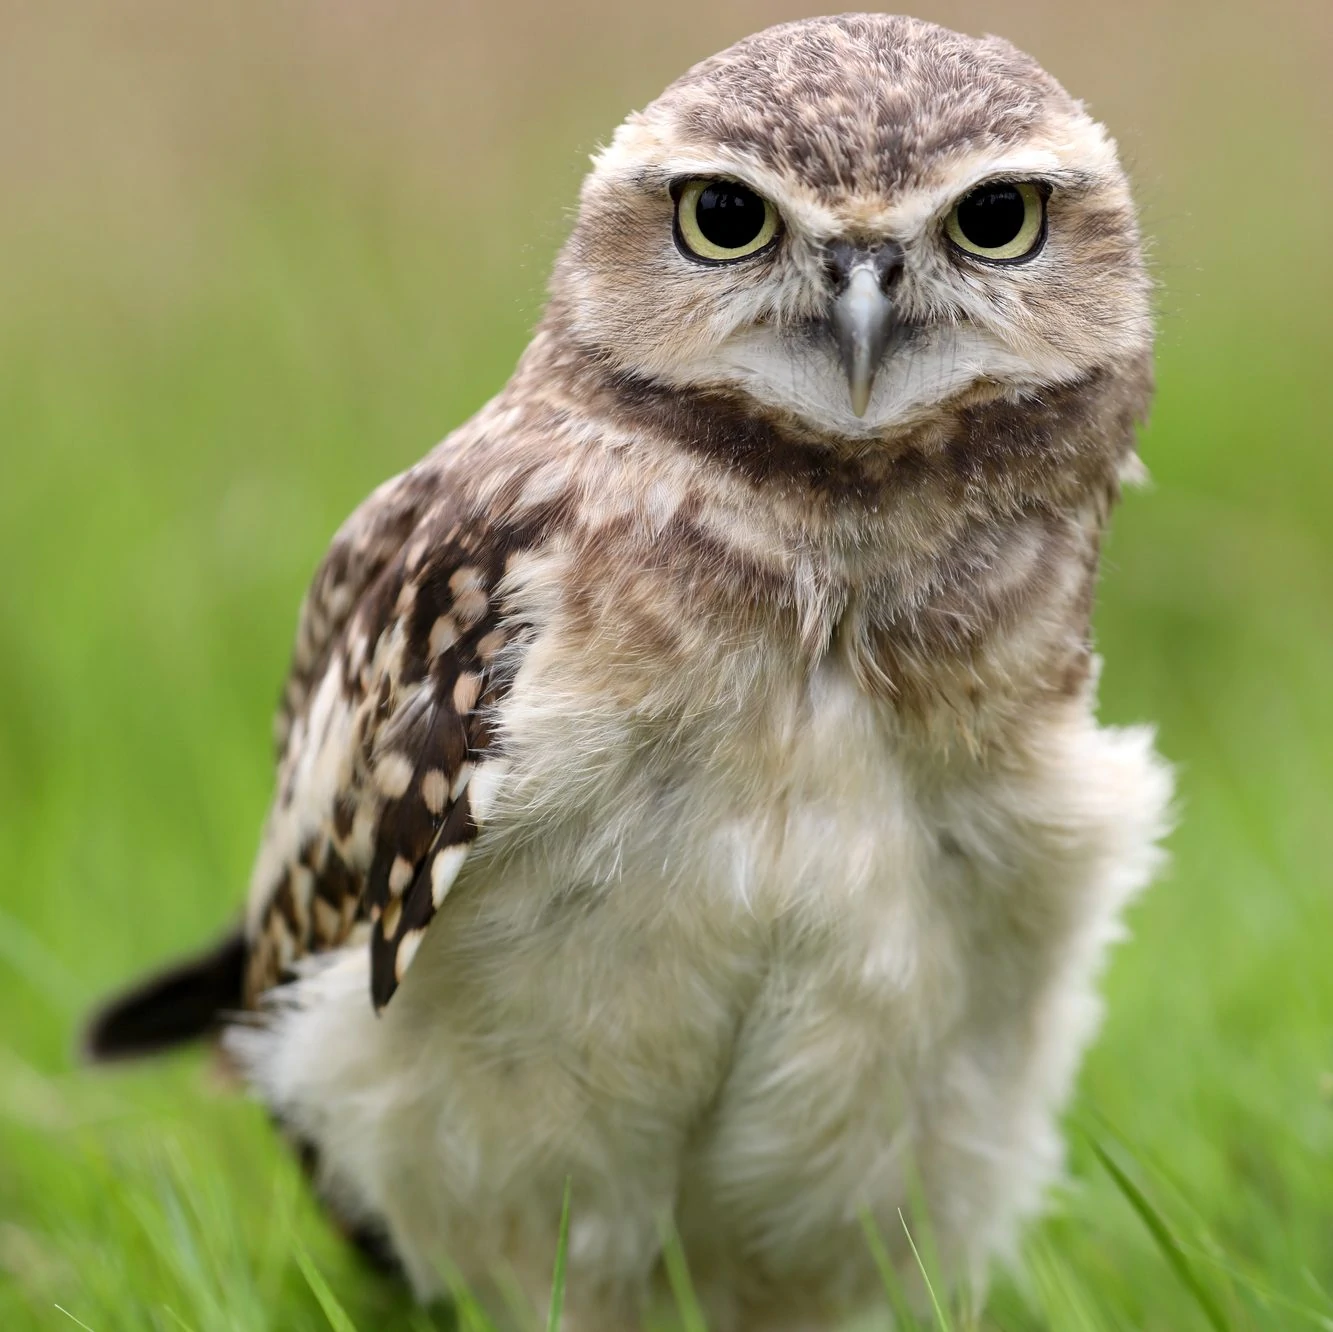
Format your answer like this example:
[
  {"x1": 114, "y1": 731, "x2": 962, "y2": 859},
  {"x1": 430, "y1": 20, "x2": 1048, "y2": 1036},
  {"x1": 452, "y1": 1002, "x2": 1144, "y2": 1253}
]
[
  {"x1": 876, "y1": 152, "x2": 1074, "y2": 239},
  {"x1": 601, "y1": 129, "x2": 1115, "y2": 245}
]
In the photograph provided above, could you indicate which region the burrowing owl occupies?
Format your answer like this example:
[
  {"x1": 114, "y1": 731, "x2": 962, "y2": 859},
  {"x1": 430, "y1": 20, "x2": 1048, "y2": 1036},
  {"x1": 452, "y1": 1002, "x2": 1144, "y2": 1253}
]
[{"x1": 88, "y1": 14, "x2": 1171, "y2": 1330}]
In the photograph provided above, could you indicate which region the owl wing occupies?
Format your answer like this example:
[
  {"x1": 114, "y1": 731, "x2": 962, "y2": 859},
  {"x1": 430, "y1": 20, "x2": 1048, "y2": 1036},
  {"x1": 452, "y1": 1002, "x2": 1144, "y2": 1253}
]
[
  {"x1": 274, "y1": 470, "x2": 430, "y2": 756},
  {"x1": 245, "y1": 464, "x2": 537, "y2": 1012}
]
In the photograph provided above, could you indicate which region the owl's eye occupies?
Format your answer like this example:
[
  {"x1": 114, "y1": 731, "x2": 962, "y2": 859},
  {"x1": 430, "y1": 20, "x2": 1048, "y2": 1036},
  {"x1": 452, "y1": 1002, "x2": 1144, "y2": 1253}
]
[
  {"x1": 946, "y1": 181, "x2": 1046, "y2": 262},
  {"x1": 675, "y1": 179, "x2": 780, "y2": 263}
]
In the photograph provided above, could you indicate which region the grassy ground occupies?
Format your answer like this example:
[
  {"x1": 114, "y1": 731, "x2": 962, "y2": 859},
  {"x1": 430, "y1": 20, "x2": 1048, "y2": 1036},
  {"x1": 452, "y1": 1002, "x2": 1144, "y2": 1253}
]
[{"x1": 2, "y1": 3, "x2": 1331, "y2": 1328}]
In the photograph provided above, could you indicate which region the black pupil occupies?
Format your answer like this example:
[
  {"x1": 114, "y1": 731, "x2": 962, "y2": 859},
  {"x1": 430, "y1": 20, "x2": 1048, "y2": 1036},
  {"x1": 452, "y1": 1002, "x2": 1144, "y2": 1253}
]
[
  {"x1": 694, "y1": 182, "x2": 767, "y2": 251},
  {"x1": 955, "y1": 184, "x2": 1028, "y2": 250}
]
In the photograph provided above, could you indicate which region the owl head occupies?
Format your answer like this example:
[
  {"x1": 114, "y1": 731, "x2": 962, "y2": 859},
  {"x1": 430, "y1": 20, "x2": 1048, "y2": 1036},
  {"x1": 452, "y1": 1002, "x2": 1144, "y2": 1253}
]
[{"x1": 551, "y1": 14, "x2": 1150, "y2": 441}]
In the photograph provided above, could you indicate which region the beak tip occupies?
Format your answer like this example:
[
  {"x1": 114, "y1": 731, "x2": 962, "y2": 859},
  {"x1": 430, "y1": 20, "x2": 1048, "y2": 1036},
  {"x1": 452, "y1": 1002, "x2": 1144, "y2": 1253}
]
[{"x1": 848, "y1": 382, "x2": 872, "y2": 418}]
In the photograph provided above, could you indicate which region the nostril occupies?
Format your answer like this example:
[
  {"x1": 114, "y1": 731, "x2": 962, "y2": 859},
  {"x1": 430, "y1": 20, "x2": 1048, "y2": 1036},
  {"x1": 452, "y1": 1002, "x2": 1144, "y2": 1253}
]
[
  {"x1": 825, "y1": 239, "x2": 906, "y2": 293},
  {"x1": 873, "y1": 244, "x2": 906, "y2": 291},
  {"x1": 824, "y1": 240, "x2": 859, "y2": 292}
]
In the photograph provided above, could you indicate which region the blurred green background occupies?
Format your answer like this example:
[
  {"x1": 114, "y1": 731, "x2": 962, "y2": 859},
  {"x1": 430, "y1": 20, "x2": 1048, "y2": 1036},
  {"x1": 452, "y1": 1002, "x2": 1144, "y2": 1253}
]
[{"x1": 1, "y1": 2, "x2": 1330, "y2": 1328}]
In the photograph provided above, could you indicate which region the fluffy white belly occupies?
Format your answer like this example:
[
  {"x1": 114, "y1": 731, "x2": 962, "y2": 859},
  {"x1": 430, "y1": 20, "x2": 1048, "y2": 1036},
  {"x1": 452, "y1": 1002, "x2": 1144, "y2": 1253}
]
[{"x1": 231, "y1": 662, "x2": 1170, "y2": 1324}]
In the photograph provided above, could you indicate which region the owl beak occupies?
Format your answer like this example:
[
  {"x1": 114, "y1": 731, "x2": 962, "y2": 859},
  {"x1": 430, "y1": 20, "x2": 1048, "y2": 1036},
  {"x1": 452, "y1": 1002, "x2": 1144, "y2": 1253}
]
[{"x1": 827, "y1": 243, "x2": 906, "y2": 418}]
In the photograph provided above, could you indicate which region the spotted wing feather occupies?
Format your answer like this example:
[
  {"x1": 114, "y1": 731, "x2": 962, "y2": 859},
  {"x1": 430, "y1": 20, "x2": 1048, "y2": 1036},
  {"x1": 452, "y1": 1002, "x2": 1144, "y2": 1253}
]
[
  {"x1": 246, "y1": 469, "x2": 535, "y2": 1011},
  {"x1": 275, "y1": 471, "x2": 429, "y2": 755}
]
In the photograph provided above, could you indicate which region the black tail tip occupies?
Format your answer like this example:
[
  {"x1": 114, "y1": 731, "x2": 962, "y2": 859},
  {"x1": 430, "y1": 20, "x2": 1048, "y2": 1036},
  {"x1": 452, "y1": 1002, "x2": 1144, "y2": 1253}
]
[{"x1": 82, "y1": 928, "x2": 246, "y2": 1063}]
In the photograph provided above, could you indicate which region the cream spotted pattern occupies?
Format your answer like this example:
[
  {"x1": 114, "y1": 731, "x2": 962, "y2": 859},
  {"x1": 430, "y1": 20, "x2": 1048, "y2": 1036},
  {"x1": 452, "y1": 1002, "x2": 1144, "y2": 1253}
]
[{"x1": 245, "y1": 462, "x2": 554, "y2": 1011}]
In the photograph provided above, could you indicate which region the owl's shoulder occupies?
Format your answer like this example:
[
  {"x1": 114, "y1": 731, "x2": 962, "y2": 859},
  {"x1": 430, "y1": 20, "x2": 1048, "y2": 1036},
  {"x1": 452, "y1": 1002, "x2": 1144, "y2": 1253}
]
[{"x1": 246, "y1": 421, "x2": 571, "y2": 1008}]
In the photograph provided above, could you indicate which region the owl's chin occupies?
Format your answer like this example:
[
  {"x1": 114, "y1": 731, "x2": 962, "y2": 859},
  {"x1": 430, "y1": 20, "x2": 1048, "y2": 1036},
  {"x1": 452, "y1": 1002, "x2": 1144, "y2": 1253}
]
[{"x1": 685, "y1": 324, "x2": 1076, "y2": 439}]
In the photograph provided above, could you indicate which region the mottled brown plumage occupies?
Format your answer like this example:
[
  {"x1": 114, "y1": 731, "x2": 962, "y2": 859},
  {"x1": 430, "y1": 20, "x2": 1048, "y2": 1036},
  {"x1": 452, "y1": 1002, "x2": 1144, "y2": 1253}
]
[
  {"x1": 246, "y1": 474, "x2": 550, "y2": 1008},
  {"x1": 89, "y1": 16, "x2": 1170, "y2": 1330}
]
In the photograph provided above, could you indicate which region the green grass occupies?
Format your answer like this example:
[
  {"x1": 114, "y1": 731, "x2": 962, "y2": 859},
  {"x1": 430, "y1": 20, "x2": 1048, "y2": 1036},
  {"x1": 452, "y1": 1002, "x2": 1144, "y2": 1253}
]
[{"x1": 2, "y1": 137, "x2": 1331, "y2": 1330}]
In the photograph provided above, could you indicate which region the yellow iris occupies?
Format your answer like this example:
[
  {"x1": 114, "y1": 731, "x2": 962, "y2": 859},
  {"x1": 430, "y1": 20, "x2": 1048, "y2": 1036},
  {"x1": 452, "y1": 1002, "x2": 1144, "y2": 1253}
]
[
  {"x1": 946, "y1": 181, "x2": 1045, "y2": 262},
  {"x1": 676, "y1": 179, "x2": 780, "y2": 263}
]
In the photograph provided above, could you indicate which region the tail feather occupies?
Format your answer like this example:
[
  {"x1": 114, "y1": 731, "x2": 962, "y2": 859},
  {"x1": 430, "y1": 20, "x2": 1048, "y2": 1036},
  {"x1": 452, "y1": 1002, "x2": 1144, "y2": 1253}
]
[{"x1": 83, "y1": 927, "x2": 247, "y2": 1062}]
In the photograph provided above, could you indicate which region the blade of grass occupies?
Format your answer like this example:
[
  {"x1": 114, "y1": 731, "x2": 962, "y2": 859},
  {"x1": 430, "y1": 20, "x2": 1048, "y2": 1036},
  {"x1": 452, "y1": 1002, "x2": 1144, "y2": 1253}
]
[
  {"x1": 859, "y1": 1208, "x2": 921, "y2": 1330},
  {"x1": 53, "y1": 1307, "x2": 97, "y2": 1332},
  {"x1": 1087, "y1": 1137, "x2": 1230, "y2": 1332},
  {"x1": 125, "y1": 1158, "x2": 224, "y2": 1330},
  {"x1": 434, "y1": 1251, "x2": 498, "y2": 1332},
  {"x1": 900, "y1": 1209, "x2": 951, "y2": 1332},
  {"x1": 1302, "y1": 1267, "x2": 1332, "y2": 1309},
  {"x1": 901, "y1": 1162, "x2": 963, "y2": 1327},
  {"x1": 1174, "y1": 1241, "x2": 1333, "y2": 1329},
  {"x1": 294, "y1": 1244, "x2": 360, "y2": 1332},
  {"x1": 547, "y1": 1178, "x2": 572, "y2": 1332},
  {"x1": 1077, "y1": 1107, "x2": 1249, "y2": 1324},
  {"x1": 658, "y1": 1221, "x2": 708, "y2": 1332},
  {"x1": 255, "y1": 1157, "x2": 301, "y2": 1308},
  {"x1": 1022, "y1": 1239, "x2": 1113, "y2": 1332}
]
